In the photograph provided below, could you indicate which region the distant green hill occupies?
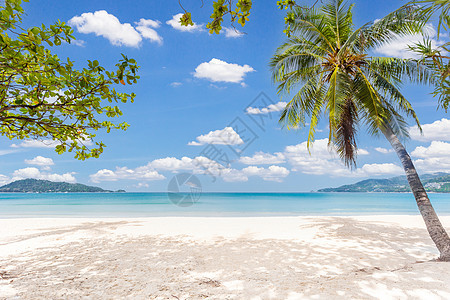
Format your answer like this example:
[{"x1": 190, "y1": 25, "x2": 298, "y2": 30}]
[
  {"x1": 318, "y1": 173, "x2": 450, "y2": 193},
  {"x1": 0, "y1": 179, "x2": 122, "y2": 193}
]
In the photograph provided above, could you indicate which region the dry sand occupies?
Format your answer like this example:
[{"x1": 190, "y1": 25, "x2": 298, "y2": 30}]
[{"x1": 0, "y1": 216, "x2": 449, "y2": 299}]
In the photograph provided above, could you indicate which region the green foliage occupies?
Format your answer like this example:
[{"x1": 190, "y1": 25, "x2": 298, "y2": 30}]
[
  {"x1": 0, "y1": 0, "x2": 139, "y2": 160},
  {"x1": 407, "y1": 0, "x2": 450, "y2": 111},
  {"x1": 205, "y1": 0, "x2": 252, "y2": 34},
  {"x1": 180, "y1": 0, "x2": 253, "y2": 34},
  {"x1": 271, "y1": 0, "x2": 428, "y2": 167}
]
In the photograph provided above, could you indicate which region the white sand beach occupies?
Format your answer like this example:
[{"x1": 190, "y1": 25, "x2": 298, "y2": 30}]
[{"x1": 0, "y1": 216, "x2": 449, "y2": 299}]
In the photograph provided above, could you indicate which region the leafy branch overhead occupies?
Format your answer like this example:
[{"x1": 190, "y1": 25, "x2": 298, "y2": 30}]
[
  {"x1": 0, "y1": 0, "x2": 139, "y2": 160},
  {"x1": 178, "y1": 0, "x2": 317, "y2": 34}
]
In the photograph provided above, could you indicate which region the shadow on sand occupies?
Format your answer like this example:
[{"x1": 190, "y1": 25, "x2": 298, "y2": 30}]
[{"x1": 0, "y1": 217, "x2": 449, "y2": 299}]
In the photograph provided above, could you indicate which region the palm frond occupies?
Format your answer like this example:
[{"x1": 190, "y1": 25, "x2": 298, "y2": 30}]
[
  {"x1": 368, "y1": 57, "x2": 436, "y2": 85},
  {"x1": 357, "y1": 4, "x2": 424, "y2": 51},
  {"x1": 288, "y1": 7, "x2": 337, "y2": 53},
  {"x1": 321, "y1": 0, "x2": 354, "y2": 48},
  {"x1": 334, "y1": 96, "x2": 359, "y2": 168},
  {"x1": 279, "y1": 76, "x2": 327, "y2": 131}
]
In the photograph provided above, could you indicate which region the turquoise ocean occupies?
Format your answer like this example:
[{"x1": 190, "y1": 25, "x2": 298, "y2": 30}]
[{"x1": 0, "y1": 192, "x2": 450, "y2": 217}]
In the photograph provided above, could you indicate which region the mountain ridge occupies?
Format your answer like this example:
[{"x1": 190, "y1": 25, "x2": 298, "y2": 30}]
[
  {"x1": 318, "y1": 173, "x2": 450, "y2": 193},
  {"x1": 0, "y1": 179, "x2": 125, "y2": 193}
]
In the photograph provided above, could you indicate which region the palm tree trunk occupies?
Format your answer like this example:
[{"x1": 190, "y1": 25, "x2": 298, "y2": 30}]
[{"x1": 383, "y1": 125, "x2": 450, "y2": 261}]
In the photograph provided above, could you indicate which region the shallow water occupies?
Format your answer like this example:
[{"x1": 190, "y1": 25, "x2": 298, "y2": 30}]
[{"x1": 0, "y1": 192, "x2": 449, "y2": 217}]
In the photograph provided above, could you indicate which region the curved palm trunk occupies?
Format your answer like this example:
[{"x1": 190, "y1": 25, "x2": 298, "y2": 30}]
[{"x1": 383, "y1": 126, "x2": 450, "y2": 261}]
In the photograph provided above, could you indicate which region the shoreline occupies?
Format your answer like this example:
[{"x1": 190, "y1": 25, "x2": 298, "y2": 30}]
[
  {"x1": 0, "y1": 215, "x2": 449, "y2": 298},
  {"x1": 2, "y1": 212, "x2": 450, "y2": 219}
]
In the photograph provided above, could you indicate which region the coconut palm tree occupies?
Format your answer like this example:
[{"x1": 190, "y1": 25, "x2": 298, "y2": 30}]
[{"x1": 271, "y1": 0, "x2": 450, "y2": 261}]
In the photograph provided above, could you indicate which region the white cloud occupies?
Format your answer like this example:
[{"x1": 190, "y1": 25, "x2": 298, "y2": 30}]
[
  {"x1": 284, "y1": 139, "x2": 340, "y2": 174},
  {"x1": 246, "y1": 101, "x2": 287, "y2": 115},
  {"x1": 188, "y1": 127, "x2": 244, "y2": 146},
  {"x1": 135, "y1": 18, "x2": 163, "y2": 45},
  {"x1": 25, "y1": 156, "x2": 54, "y2": 171},
  {"x1": 71, "y1": 39, "x2": 86, "y2": 47},
  {"x1": 149, "y1": 156, "x2": 243, "y2": 181},
  {"x1": 242, "y1": 165, "x2": 290, "y2": 182},
  {"x1": 0, "y1": 174, "x2": 9, "y2": 186},
  {"x1": 12, "y1": 167, "x2": 76, "y2": 183},
  {"x1": 166, "y1": 13, "x2": 202, "y2": 32},
  {"x1": 69, "y1": 11, "x2": 162, "y2": 47},
  {"x1": 284, "y1": 138, "x2": 399, "y2": 177},
  {"x1": 170, "y1": 82, "x2": 182, "y2": 87},
  {"x1": 89, "y1": 154, "x2": 292, "y2": 184},
  {"x1": 409, "y1": 118, "x2": 450, "y2": 142},
  {"x1": 411, "y1": 141, "x2": 450, "y2": 173},
  {"x1": 357, "y1": 149, "x2": 370, "y2": 155},
  {"x1": 90, "y1": 166, "x2": 165, "y2": 183},
  {"x1": 223, "y1": 27, "x2": 244, "y2": 38},
  {"x1": 239, "y1": 151, "x2": 286, "y2": 165},
  {"x1": 193, "y1": 58, "x2": 254, "y2": 84},
  {"x1": 375, "y1": 24, "x2": 442, "y2": 59},
  {"x1": 414, "y1": 157, "x2": 450, "y2": 173},
  {"x1": 221, "y1": 168, "x2": 249, "y2": 182},
  {"x1": 359, "y1": 163, "x2": 403, "y2": 176},
  {"x1": 150, "y1": 156, "x2": 195, "y2": 171},
  {"x1": 375, "y1": 147, "x2": 394, "y2": 154},
  {"x1": 412, "y1": 141, "x2": 450, "y2": 158},
  {"x1": 135, "y1": 182, "x2": 149, "y2": 188}
]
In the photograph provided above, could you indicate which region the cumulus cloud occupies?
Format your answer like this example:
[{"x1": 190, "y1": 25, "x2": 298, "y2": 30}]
[
  {"x1": 166, "y1": 13, "x2": 203, "y2": 32},
  {"x1": 69, "y1": 11, "x2": 162, "y2": 47},
  {"x1": 246, "y1": 101, "x2": 287, "y2": 115},
  {"x1": 357, "y1": 149, "x2": 370, "y2": 155},
  {"x1": 12, "y1": 167, "x2": 76, "y2": 183},
  {"x1": 0, "y1": 174, "x2": 9, "y2": 186},
  {"x1": 90, "y1": 154, "x2": 292, "y2": 183},
  {"x1": 414, "y1": 157, "x2": 450, "y2": 173},
  {"x1": 223, "y1": 27, "x2": 244, "y2": 38},
  {"x1": 283, "y1": 138, "x2": 398, "y2": 177},
  {"x1": 411, "y1": 141, "x2": 450, "y2": 173},
  {"x1": 90, "y1": 166, "x2": 165, "y2": 183},
  {"x1": 412, "y1": 141, "x2": 450, "y2": 158},
  {"x1": 188, "y1": 127, "x2": 244, "y2": 146},
  {"x1": 193, "y1": 58, "x2": 254, "y2": 85},
  {"x1": 221, "y1": 168, "x2": 249, "y2": 182},
  {"x1": 239, "y1": 152, "x2": 286, "y2": 165},
  {"x1": 374, "y1": 24, "x2": 442, "y2": 59},
  {"x1": 135, "y1": 182, "x2": 149, "y2": 188},
  {"x1": 409, "y1": 118, "x2": 450, "y2": 142},
  {"x1": 242, "y1": 165, "x2": 290, "y2": 182},
  {"x1": 375, "y1": 147, "x2": 394, "y2": 154},
  {"x1": 25, "y1": 156, "x2": 54, "y2": 171},
  {"x1": 150, "y1": 156, "x2": 196, "y2": 171},
  {"x1": 148, "y1": 156, "x2": 244, "y2": 181},
  {"x1": 135, "y1": 18, "x2": 163, "y2": 45},
  {"x1": 359, "y1": 163, "x2": 403, "y2": 176}
]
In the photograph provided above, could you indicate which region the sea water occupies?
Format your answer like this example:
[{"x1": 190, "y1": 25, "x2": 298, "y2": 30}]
[{"x1": 0, "y1": 192, "x2": 449, "y2": 217}]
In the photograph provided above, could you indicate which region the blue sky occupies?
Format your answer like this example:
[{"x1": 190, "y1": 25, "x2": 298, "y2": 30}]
[{"x1": 0, "y1": 0, "x2": 449, "y2": 192}]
